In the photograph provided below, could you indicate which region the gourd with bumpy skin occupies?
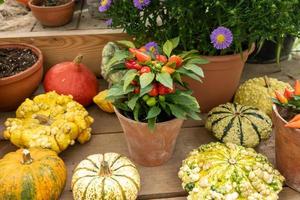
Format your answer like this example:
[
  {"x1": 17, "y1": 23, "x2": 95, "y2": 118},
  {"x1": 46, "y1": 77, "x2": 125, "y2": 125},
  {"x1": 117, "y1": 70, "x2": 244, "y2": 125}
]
[
  {"x1": 93, "y1": 90, "x2": 115, "y2": 113},
  {"x1": 178, "y1": 142, "x2": 285, "y2": 200},
  {"x1": 0, "y1": 148, "x2": 67, "y2": 200},
  {"x1": 72, "y1": 152, "x2": 140, "y2": 200},
  {"x1": 4, "y1": 92, "x2": 94, "y2": 153},
  {"x1": 205, "y1": 103, "x2": 272, "y2": 147},
  {"x1": 101, "y1": 42, "x2": 126, "y2": 84},
  {"x1": 234, "y1": 76, "x2": 291, "y2": 115}
]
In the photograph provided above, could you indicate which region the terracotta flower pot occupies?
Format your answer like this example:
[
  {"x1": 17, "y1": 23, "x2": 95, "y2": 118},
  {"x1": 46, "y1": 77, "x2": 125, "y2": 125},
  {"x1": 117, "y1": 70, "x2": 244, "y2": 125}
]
[
  {"x1": 0, "y1": 43, "x2": 43, "y2": 111},
  {"x1": 272, "y1": 105, "x2": 300, "y2": 192},
  {"x1": 29, "y1": 0, "x2": 75, "y2": 27},
  {"x1": 115, "y1": 108, "x2": 184, "y2": 167},
  {"x1": 184, "y1": 46, "x2": 255, "y2": 113}
]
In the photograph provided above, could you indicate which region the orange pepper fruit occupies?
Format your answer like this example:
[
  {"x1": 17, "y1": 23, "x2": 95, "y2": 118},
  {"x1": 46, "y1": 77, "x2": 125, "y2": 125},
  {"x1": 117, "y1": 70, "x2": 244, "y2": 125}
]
[
  {"x1": 161, "y1": 66, "x2": 175, "y2": 74},
  {"x1": 294, "y1": 80, "x2": 300, "y2": 95},
  {"x1": 284, "y1": 88, "x2": 294, "y2": 100},
  {"x1": 275, "y1": 91, "x2": 288, "y2": 104}
]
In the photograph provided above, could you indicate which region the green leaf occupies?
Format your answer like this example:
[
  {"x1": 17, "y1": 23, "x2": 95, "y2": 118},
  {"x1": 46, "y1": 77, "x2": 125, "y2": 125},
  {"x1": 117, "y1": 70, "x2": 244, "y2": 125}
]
[
  {"x1": 148, "y1": 117, "x2": 156, "y2": 131},
  {"x1": 117, "y1": 40, "x2": 136, "y2": 48},
  {"x1": 186, "y1": 58, "x2": 209, "y2": 65},
  {"x1": 107, "y1": 84, "x2": 134, "y2": 100},
  {"x1": 170, "y1": 37, "x2": 180, "y2": 49},
  {"x1": 140, "y1": 72, "x2": 155, "y2": 88},
  {"x1": 147, "y1": 106, "x2": 161, "y2": 119},
  {"x1": 113, "y1": 102, "x2": 130, "y2": 112},
  {"x1": 107, "y1": 50, "x2": 129, "y2": 67},
  {"x1": 156, "y1": 72, "x2": 173, "y2": 89},
  {"x1": 184, "y1": 64, "x2": 204, "y2": 77},
  {"x1": 179, "y1": 50, "x2": 199, "y2": 59},
  {"x1": 139, "y1": 84, "x2": 153, "y2": 97},
  {"x1": 133, "y1": 104, "x2": 140, "y2": 121},
  {"x1": 163, "y1": 40, "x2": 173, "y2": 57},
  {"x1": 172, "y1": 72, "x2": 183, "y2": 85},
  {"x1": 123, "y1": 69, "x2": 137, "y2": 91},
  {"x1": 127, "y1": 95, "x2": 140, "y2": 110},
  {"x1": 166, "y1": 93, "x2": 200, "y2": 110},
  {"x1": 176, "y1": 68, "x2": 201, "y2": 81},
  {"x1": 187, "y1": 111, "x2": 201, "y2": 120},
  {"x1": 168, "y1": 104, "x2": 187, "y2": 119}
]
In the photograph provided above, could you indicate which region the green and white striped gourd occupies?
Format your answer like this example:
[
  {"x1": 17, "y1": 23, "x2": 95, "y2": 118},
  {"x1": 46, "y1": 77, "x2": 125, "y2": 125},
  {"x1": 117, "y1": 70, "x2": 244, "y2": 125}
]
[
  {"x1": 178, "y1": 142, "x2": 285, "y2": 200},
  {"x1": 72, "y1": 153, "x2": 140, "y2": 200},
  {"x1": 205, "y1": 103, "x2": 272, "y2": 147}
]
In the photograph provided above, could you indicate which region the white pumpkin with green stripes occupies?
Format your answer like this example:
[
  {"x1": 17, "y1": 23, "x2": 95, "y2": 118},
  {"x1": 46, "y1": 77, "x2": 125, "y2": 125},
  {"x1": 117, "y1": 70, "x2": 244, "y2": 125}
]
[
  {"x1": 71, "y1": 153, "x2": 140, "y2": 200},
  {"x1": 205, "y1": 103, "x2": 272, "y2": 147}
]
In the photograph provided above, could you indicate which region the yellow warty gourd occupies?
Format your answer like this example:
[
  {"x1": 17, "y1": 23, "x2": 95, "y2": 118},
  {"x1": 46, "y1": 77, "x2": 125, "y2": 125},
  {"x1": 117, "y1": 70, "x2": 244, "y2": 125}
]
[
  {"x1": 4, "y1": 92, "x2": 94, "y2": 153},
  {"x1": 93, "y1": 90, "x2": 115, "y2": 113}
]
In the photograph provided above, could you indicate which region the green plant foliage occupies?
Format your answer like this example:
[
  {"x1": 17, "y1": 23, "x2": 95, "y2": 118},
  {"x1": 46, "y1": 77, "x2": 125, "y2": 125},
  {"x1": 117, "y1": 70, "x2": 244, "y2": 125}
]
[{"x1": 105, "y1": 0, "x2": 300, "y2": 56}]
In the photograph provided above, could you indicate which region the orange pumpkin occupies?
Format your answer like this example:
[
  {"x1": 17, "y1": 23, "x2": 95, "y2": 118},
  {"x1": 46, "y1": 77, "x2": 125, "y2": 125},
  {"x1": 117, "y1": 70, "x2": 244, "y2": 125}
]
[{"x1": 0, "y1": 148, "x2": 67, "y2": 200}]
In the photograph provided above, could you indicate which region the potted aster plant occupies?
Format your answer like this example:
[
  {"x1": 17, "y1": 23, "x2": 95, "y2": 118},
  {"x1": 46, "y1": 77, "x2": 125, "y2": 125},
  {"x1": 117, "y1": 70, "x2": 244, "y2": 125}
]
[
  {"x1": 106, "y1": 38, "x2": 205, "y2": 167},
  {"x1": 272, "y1": 80, "x2": 300, "y2": 192}
]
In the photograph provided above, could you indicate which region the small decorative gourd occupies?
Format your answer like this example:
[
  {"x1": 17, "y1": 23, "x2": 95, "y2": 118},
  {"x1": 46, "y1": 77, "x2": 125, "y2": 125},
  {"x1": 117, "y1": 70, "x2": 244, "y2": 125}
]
[
  {"x1": 4, "y1": 92, "x2": 94, "y2": 153},
  {"x1": 234, "y1": 76, "x2": 291, "y2": 115},
  {"x1": 178, "y1": 142, "x2": 285, "y2": 200},
  {"x1": 205, "y1": 103, "x2": 272, "y2": 147},
  {"x1": 0, "y1": 148, "x2": 67, "y2": 200},
  {"x1": 72, "y1": 152, "x2": 140, "y2": 200},
  {"x1": 93, "y1": 90, "x2": 115, "y2": 113}
]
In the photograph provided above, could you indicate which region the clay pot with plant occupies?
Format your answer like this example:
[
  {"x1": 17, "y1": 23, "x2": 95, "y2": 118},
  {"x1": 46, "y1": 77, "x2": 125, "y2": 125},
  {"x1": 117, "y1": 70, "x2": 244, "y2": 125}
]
[
  {"x1": 0, "y1": 43, "x2": 43, "y2": 111},
  {"x1": 272, "y1": 80, "x2": 300, "y2": 192},
  {"x1": 29, "y1": 0, "x2": 75, "y2": 27},
  {"x1": 106, "y1": 38, "x2": 204, "y2": 167}
]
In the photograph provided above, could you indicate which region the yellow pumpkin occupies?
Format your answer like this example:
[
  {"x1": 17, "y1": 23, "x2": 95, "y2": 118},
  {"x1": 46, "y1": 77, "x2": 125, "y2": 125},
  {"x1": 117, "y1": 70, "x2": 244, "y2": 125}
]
[
  {"x1": 0, "y1": 148, "x2": 67, "y2": 200},
  {"x1": 4, "y1": 92, "x2": 94, "y2": 153},
  {"x1": 72, "y1": 152, "x2": 140, "y2": 200},
  {"x1": 93, "y1": 90, "x2": 115, "y2": 113}
]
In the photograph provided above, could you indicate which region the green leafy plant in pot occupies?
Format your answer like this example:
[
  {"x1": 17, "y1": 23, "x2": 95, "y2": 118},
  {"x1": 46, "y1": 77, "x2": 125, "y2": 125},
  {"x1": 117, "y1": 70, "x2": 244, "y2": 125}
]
[
  {"x1": 272, "y1": 80, "x2": 300, "y2": 192},
  {"x1": 106, "y1": 38, "x2": 205, "y2": 166}
]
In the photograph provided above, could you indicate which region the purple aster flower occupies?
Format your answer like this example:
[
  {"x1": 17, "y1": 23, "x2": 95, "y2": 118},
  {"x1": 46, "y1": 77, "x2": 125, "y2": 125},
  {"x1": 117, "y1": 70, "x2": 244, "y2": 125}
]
[
  {"x1": 99, "y1": 0, "x2": 112, "y2": 12},
  {"x1": 105, "y1": 18, "x2": 112, "y2": 26},
  {"x1": 210, "y1": 26, "x2": 233, "y2": 50},
  {"x1": 133, "y1": 0, "x2": 151, "y2": 10},
  {"x1": 145, "y1": 41, "x2": 158, "y2": 54}
]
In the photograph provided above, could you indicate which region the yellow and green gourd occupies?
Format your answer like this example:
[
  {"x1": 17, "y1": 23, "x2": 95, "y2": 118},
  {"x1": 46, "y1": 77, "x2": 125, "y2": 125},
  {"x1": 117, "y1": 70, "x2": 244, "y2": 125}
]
[
  {"x1": 4, "y1": 92, "x2": 94, "y2": 153},
  {"x1": 178, "y1": 142, "x2": 285, "y2": 200},
  {"x1": 72, "y1": 152, "x2": 140, "y2": 200},
  {"x1": 0, "y1": 148, "x2": 67, "y2": 200},
  {"x1": 205, "y1": 103, "x2": 272, "y2": 147},
  {"x1": 234, "y1": 76, "x2": 291, "y2": 115}
]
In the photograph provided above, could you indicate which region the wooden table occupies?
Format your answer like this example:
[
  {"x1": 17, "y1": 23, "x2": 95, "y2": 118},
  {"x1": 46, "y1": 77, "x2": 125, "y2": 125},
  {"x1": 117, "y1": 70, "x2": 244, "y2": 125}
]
[{"x1": 1, "y1": 61, "x2": 300, "y2": 199}]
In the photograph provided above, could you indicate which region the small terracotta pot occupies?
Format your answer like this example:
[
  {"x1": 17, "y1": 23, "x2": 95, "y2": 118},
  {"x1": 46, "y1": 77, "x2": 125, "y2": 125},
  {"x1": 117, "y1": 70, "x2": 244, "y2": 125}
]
[
  {"x1": 29, "y1": 0, "x2": 75, "y2": 27},
  {"x1": 0, "y1": 43, "x2": 43, "y2": 111},
  {"x1": 272, "y1": 105, "x2": 300, "y2": 192},
  {"x1": 184, "y1": 45, "x2": 255, "y2": 113},
  {"x1": 115, "y1": 108, "x2": 184, "y2": 167}
]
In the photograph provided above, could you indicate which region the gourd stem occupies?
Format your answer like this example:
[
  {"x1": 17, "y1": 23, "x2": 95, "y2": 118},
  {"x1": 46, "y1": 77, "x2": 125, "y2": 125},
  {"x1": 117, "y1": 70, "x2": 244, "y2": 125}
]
[
  {"x1": 99, "y1": 161, "x2": 112, "y2": 177},
  {"x1": 33, "y1": 114, "x2": 50, "y2": 125},
  {"x1": 73, "y1": 54, "x2": 83, "y2": 65},
  {"x1": 264, "y1": 76, "x2": 271, "y2": 88},
  {"x1": 22, "y1": 149, "x2": 33, "y2": 165}
]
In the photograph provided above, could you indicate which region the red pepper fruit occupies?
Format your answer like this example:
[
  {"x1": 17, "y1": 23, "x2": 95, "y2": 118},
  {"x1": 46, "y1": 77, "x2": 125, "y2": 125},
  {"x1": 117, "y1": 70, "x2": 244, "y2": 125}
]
[
  {"x1": 148, "y1": 84, "x2": 158, "y2": 97},
  {"x1": 168, "y1": 55, "x2": 183, "y2": 68},
  {"x1": 134, "y1": 87, "x2": 140, "y2": 94},
  {"x1": 284, "y1": 88, "x2": 294, "y2": 100},
  {"x1": 135, "y1": 50, "x2": 151, "y2": 63},
  {"x1": 133, "y1": 63, "x2": 142, "y2": 70},
  {"x1": 161, "y1": 65, "x2": 175, "y2": 74},
  {"x1": 129, "y1": 48, "x2": 137, "y2": 54},
  {"x1": 294, "y1": 80, "x2": 300, "y2": 95},
  {"x1": 158, "y1": 84, "x2": 174, "y2": 95},
  {"x1": 125, "y1": 60, "x2": 142, "y2": 70},
  {"x1": 131, "y1": 80, "x2": 138, "y2": 86},
  {"x1": 156, "y1": 55, "x2": 168, "y2": 64},
  {"x1": 140, "y1": 66, "x2": 151, "y2": 74},
  {"x1": 275, "y1": 91, "x2": 288, "y2": 104},
  {"x1": 139, "y1": 47, "x2": 147, "y2": 52}
]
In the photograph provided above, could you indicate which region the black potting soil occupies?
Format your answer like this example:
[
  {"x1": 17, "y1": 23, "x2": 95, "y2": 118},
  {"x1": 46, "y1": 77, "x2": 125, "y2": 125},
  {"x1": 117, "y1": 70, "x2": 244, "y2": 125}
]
[{"x1": 0, "y1": 48, "x2": 38, "y2": 78}]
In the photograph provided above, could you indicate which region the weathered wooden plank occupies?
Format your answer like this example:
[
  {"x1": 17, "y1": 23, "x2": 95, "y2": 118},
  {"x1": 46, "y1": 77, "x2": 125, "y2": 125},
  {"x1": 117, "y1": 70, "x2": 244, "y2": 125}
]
[{"x1": 279, "y1": 187, "x2": 300, "y2": 200}]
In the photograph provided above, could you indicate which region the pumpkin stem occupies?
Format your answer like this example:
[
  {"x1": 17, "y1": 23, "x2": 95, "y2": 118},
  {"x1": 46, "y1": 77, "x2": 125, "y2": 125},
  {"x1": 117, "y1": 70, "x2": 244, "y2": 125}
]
[
  {"x1": 264, "y1": 76, "x2": 271, "y2": 88},
  {"x1": 99, "y1": 161, "x2": 112, "y2": 177},
  {"x1": 33, "y1": 114, "x2": 51, "y2": 125},
  {"x1": 73, "y1": 54, "x2": 83, "y2": 65},
  {"x1": 22, "y1": 149, "x2": 33, "y2": 165}
]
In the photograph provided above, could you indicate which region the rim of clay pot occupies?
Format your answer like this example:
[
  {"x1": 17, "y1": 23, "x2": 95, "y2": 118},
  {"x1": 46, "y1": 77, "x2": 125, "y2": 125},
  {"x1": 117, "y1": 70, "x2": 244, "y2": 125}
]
[
  {"x1": 29, "y1": 0, "x2": 74, "y2": 10},
  {"x1": 273, "y1": 104, "x2": 300, "y2": 131},
  {"x1": 0, "y1": 43, "x2": 43, "y2": 86},
  {"x1": 202, "y1": 43, "x2": 255, "y2": 62},
  {"x1": 114, "y1": 107, "x2": 183, "y2": 125}
]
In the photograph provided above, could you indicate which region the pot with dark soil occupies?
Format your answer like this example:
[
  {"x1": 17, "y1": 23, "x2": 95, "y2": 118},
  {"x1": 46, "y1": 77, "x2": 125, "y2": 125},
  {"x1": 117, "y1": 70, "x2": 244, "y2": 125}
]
[
  {"x1": 29, "y1": 0, "x2": 75, "y2": 27},
  {"x1": 272, "y1": 81, "x2": 300, "y2": 192},
  {"x1": 0, "y1": 43, "x2": 43, "y2": 111}
]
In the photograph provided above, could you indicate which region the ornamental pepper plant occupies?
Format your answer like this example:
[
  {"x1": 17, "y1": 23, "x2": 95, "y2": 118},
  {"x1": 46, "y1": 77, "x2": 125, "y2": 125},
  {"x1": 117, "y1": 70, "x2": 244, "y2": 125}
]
[
  {"x1": 106, "y1": 38, "x2": 206, "y2": 129},
  {"x1": 273, "y1": 80, "x2": 300, "y2": 128}
]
